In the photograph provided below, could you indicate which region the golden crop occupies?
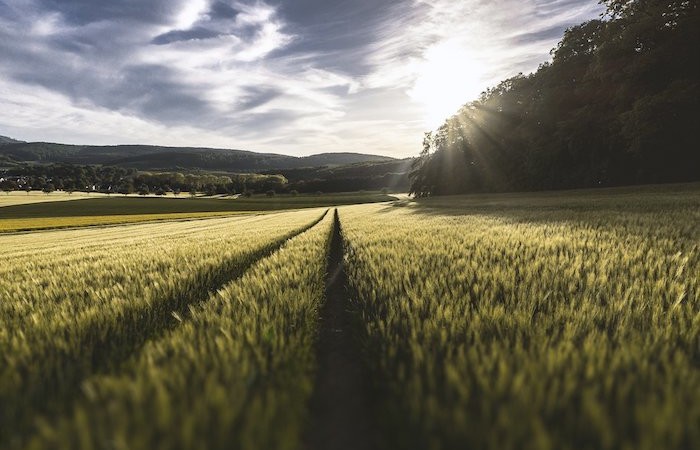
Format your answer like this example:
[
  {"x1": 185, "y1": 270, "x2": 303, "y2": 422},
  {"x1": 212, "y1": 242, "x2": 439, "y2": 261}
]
[
  {"x1": 25, "y1": 211, "x2": 334, "y2": 450},
  {"x1": 0, "y1": 209, "x2": 326, "y2": 445},
  {"x1": 0, "y1": 211, "x2": 247, "y2": 232}
]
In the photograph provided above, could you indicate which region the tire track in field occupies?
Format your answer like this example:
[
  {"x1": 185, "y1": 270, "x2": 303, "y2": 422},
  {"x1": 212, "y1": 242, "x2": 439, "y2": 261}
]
[
  {"x1": 306, "y1": 209, "x2": 376, "y2": 450},
  {"x1": 2, "y1": 209, "x2": 329, "y2": 448}
]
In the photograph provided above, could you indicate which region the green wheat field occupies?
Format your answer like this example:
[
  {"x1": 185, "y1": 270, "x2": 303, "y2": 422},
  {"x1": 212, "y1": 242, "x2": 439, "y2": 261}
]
[{"x1": 0, "y1": 184, "x2": 698, "y2": 450}]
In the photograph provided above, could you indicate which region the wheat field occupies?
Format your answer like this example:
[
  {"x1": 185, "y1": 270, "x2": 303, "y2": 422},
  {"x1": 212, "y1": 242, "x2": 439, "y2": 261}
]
[{"x1": 1, "y1": 185, "x2": 698, "y2": 449}]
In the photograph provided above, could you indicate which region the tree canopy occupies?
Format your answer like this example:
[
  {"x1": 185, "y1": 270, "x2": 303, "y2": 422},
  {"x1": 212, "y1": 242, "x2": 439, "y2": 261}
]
[{"x1": 410, "y1": 0, "x2": 699, "y2": 196}]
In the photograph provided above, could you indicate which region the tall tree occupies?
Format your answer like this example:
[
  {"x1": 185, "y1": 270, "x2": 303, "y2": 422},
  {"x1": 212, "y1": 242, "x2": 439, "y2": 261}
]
[{"x1": 410, "y1": 0, "x2": 699, "y2": 196}]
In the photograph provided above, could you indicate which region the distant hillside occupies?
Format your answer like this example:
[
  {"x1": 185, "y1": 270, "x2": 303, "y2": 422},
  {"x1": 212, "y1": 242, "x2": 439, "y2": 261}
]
[
  {"x1": 299, "y1": 152, "x2": 394, "y2": 167},
  {"x1": 266, "y1": 159, "x2": 413, "y2": 181},
  {"x1": 0, "y1": 140, "x2": 394, "y2": 171},
  {"x1": 264, "y1": 158, "x2": 414, "y2": 193},
  {"x1": 0, "y1": 135, "x2": 24, "y2": 145}
]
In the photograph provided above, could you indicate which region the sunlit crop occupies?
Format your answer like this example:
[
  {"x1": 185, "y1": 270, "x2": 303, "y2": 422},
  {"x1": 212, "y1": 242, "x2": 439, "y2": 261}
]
[
  {"x1": 1, "y1": 186, "x2": 698, "y2": 450},
  {"x1": 0, "y1": 209, "x2": 326, "y2": 445},
  {"x1": 25, "y1": 211, "x2": 334, "y2": 450},
  {"x1": 342, "y1": 193, "x2": 699, "y2": 450}
]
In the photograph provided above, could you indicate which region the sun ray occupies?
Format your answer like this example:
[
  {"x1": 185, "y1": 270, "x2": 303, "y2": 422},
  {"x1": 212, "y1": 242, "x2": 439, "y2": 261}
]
[{"x1": 409, "y1": 40, "x2": 487, "y2": 129}]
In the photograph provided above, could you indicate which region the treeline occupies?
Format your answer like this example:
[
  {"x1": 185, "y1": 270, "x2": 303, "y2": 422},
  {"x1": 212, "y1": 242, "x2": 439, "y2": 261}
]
[
  {"x1": 0, "y1": 164, "x2": 287, "y2": 195},
  {"x1": 287, "y1": 172, "x2": 407, "y2": 193},
  {"x1": 410, "y1": 0, "x2": 699, "y2": 196},
  {"x1": 263, "y1": 159, "x2": 412, "y2": 193},
  {"x1": 1, "y1": 160, "x2": 410, "y2": 196}
]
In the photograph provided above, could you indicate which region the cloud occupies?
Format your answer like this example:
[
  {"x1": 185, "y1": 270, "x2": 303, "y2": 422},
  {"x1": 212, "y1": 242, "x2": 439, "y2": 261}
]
[
  {"x1": 32, "y1": 0, "x2": 189, "y2": 26},
  {"x1": 0, "y1": 0, "x2": 603, "y2": 157},
  {"x1": 152, "y1": 27, "x2": 225, "y2": 45},
  {"x1": 348, "y1": 0, "x2": 604, "y2": 127},
  {"x1": 235, "y1": 86, "x2": 282, "y2": 111}
]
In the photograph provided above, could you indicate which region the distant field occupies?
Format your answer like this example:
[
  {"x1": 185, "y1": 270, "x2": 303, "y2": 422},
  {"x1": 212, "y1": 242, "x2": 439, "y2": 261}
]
[
  {"x1": 0, "y1": 192, "x2": 395, "y2": 232},
  {"x1": 0, "y1": 191, "x2": 217, "y2": 208},
  {"x1": 0, "y1": 191, "x2": 110, "y2": 207},
  {"x1": 407, "y1": 182, "x2": 700, "y2": 212},
  {"x1": 0, "y1": 211, "x2": 255, "y2": 233},
  {"x1": 1, "y1": 184, "x2": 697, "y2": 449}
]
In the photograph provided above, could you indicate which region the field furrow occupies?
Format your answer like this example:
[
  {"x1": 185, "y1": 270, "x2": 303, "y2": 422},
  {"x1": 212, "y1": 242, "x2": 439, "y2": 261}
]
[
  {"x1": 24, "y1": 209, "x2": 335, "y2": 450},
  {"x1": 306, "y1": 210, "x2": 375, "y2": 450},
  {"x1": 0, "y1": 209, "x2": 327, "y2": 445}
]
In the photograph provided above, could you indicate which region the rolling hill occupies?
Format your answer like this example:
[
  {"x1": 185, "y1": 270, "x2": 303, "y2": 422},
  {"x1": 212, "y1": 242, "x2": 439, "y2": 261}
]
[
  {"x1": 0, "y1": 135, "x2": 24, "y2": 145},
  {"x1": 0, "y1": 138, "x2": 395, "y2": 172}
]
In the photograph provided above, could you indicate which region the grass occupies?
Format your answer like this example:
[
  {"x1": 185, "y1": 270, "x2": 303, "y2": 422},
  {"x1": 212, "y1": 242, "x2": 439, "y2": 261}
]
[
  {"x1": 25, "y1": 210, "x2": 334, "y2": 450},
  {"x1": 0, "y1": 209, "x2": 327, "y2": 447},
  {"x1": 0, "y1": 191, "x2": 110, "y2": 207},
  {"x1": 0, "y1": 211, "x2": 253, "y2": 232},
  {"x1": 406, "y1": 182, "x2": 700, "y2": 214},
  {"x1": 0, "y1": 192, "x2": 396, "y2": 232},
  {"x1": 1, "y1": 183, "x2": 697, "y2": 449},
  {"x1": 341, "y1": 184, "x2": 700, "y2": 450}
]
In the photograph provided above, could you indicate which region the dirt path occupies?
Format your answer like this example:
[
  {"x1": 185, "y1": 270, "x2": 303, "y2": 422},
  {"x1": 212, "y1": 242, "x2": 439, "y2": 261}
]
[{"x1": 306, "y1": 209, "x2": 375, "y2": 450}]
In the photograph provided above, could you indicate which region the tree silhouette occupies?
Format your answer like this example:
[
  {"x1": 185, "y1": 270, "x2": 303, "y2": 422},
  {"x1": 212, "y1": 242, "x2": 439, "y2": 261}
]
[{"x1": 410, "y1": 0, "x2": 699, "y2": 196}]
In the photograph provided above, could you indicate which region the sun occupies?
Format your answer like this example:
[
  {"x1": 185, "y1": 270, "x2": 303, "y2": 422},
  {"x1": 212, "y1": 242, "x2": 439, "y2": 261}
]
[{"x1": 409, "y1": 40, "x2": 487, "y2": 129}]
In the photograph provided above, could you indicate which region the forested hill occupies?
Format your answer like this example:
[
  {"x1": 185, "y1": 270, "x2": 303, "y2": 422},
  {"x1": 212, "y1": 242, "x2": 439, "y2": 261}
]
[
  {"x1": 410, "y1": 0, "x2": 699, "y2": 196},
  {"x1": 0, "y1": 135, "x2": 23, "y2": 144},
  {"x1": 0, "y1": 140, "x2": 394, "y2": 172}
]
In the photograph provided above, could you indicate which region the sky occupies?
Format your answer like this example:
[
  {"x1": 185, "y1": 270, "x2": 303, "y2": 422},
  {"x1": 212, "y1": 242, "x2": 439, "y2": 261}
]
[{"x1": 0, "y1": 0, "x2": 603, "y2": 157}]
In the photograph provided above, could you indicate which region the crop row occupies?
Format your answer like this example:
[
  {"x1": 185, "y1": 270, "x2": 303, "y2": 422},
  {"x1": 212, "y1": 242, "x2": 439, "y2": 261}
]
[
  {"x1": 341, "y1": 200, "x2": 699, "y2": 450},
  {"x1": 24, "y1": 210, "x2": 334, "y2": 449},
  {"x1": 0, "y1": 209, "x2": 326, "y2": 445}
]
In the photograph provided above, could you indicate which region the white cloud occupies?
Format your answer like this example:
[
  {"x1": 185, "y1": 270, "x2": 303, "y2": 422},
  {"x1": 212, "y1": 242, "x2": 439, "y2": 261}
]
[
  {"x1": 0, "y1": 0, "x2": 603, "y2": 158},
  {"x1": 360, "y1": 0, "x2": 603, "y2": 128},
  {"x1": 174, "y1": 0, "x2": 209, "y2": 29}
]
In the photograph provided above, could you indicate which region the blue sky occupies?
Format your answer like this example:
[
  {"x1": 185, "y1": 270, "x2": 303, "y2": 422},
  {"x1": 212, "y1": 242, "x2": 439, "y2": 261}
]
[{"x1": 0, "y1": 0, "x2": 602, "y2": 157}]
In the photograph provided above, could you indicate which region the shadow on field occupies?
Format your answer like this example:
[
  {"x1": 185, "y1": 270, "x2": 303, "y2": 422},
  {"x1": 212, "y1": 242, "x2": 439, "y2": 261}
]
[
  {"x1": 373, "y1": 184, "x2": 700, "y2": 239},
  {"x1": 305, "y1": 210, "x2": 377, "y2": 450}
]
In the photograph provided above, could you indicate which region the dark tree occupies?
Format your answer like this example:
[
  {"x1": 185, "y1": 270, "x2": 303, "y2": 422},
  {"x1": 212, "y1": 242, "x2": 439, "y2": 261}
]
[
  {"x1": 118, "y1": 182, "x2": 134, "y2": 196},
  {"x1": 410, "y1": 0, "x2": 699, "y2": 196}
]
